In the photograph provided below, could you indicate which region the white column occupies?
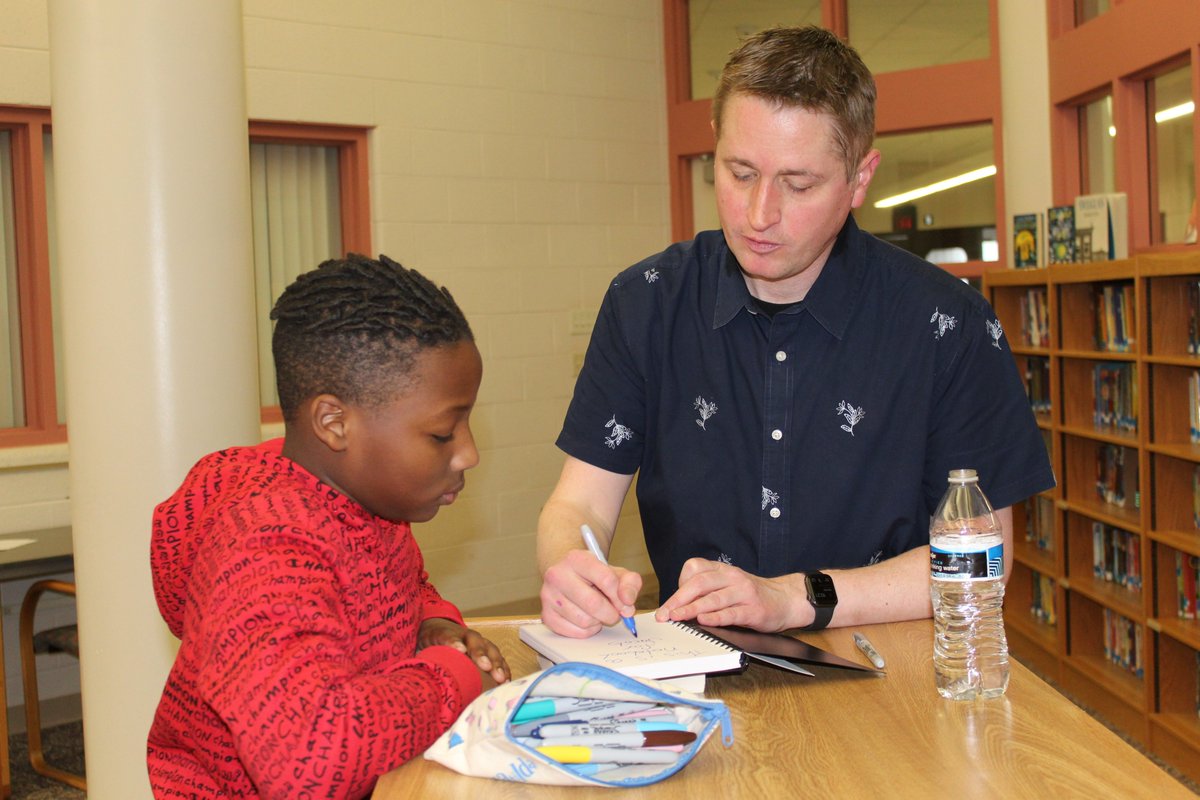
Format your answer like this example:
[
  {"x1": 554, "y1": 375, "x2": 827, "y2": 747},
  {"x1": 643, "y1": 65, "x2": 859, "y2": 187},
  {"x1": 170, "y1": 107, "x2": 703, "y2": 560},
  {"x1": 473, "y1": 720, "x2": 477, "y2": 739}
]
[
  {"x1": 998, "y1": 0, "x2": 1055, "y2": 258},
  {"x1": 46, "y1": 2, "x2": 258, "y2": 796}
]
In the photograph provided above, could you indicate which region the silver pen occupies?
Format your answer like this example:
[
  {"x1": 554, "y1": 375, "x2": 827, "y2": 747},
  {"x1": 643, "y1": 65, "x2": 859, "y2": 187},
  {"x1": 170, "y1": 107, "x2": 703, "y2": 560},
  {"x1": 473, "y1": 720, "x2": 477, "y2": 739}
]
[{"x1": 853, "y1": 632, "x2": 886, "y2": 669}]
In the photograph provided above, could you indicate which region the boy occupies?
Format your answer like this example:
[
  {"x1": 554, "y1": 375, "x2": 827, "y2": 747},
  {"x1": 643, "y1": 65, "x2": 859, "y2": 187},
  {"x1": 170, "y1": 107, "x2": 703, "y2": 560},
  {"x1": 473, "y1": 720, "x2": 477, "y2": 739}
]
[{"x1": 147, "y1": 254, "x2": 509, "y2": 799}]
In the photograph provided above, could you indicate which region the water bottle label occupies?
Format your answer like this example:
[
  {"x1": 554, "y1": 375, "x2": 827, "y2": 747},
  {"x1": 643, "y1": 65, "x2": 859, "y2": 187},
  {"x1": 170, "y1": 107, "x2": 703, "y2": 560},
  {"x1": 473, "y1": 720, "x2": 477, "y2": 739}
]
[{"x1": 930, "y1": 543, "x2": 1003, "y2": 580}]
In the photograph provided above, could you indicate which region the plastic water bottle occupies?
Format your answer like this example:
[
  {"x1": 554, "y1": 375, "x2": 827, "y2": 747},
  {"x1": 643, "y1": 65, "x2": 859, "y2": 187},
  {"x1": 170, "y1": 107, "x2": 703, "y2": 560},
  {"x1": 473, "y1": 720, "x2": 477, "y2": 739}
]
[{"x1": 930, "y1": 468, "x2": 1009, "y2": 700}]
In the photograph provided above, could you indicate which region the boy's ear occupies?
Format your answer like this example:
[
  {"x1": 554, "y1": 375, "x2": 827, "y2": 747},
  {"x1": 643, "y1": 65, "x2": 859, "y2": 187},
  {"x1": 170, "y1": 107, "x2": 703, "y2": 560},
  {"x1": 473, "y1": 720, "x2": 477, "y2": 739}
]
[{"x1": 308, "y1": 394, "x2": 350, "y2": 453}]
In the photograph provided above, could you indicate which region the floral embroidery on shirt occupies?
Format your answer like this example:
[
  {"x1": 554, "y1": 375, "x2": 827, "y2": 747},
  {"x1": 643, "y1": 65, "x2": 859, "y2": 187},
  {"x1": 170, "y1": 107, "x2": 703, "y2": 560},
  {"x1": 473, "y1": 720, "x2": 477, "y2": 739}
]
[
  {"x1": 835, "y1": 401, "x2": 865, "y2": 436},
  {"x1": 761, "y1": 486, "x2": 780, "y2": 510},
  {"x1": 643, "y1": 268, "x2": 659, "y2": 283},
  {"x1": 717, "y1": 552, "x2": 733, "y2": 565},
  {"x1": 985, "y1": 318, "x2": 1004, "y2": 349},
  {"x1": 693, "y1": 396, "x2": 717, "y2": 429},
  {"x1": 603, "y1": 415, "x2": 633, "y2": 449},
  {"x1": 930, "y1": 307, "x2": 957, "y2": 339},
  {"x1": 866, "y1": 550, "x2": 883, "y2": 566}
]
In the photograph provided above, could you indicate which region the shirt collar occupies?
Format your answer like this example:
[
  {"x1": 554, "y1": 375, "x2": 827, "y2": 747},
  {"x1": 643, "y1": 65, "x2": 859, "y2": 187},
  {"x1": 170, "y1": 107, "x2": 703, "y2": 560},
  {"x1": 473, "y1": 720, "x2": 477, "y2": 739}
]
[{"x1": 710, "y1": 216, "x2": 864, "y2": 340}]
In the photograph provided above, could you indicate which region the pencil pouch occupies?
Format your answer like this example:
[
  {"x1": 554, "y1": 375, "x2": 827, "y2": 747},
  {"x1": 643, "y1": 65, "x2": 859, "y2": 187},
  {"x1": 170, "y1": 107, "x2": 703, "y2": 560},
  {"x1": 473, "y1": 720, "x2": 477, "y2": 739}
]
[{"x1": 424, "y1": 661, "x2": 734, "y2": 786}]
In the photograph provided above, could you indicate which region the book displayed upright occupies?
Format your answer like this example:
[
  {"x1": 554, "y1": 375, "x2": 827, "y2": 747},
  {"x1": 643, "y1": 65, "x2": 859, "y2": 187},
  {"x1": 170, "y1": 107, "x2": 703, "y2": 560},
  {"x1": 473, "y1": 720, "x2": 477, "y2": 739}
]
[
  {"x1": 1047, "y1": 204, "x2": 1076, "y2": 264},
  {"x1": 1074, "y1": 193, "x2": 1129, "y2": 262},
  {"x1": 1012, "y1": 212, "x2": 1043, "y2": 268}
]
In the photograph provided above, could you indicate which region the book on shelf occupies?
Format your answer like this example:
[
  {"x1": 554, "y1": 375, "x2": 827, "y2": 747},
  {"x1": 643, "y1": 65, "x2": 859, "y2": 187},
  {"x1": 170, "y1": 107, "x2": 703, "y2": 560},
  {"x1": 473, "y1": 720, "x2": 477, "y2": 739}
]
[
  {"x1": 1019, "y1": 288, "x2": 1050, "y2": 348},
  {"x1": 1094, "y1": 282, "x2": 1135, "y2": 352},
  {"x1": 1102, "y1": 608, "x2": 1143, "y2": 678},
  {"x1": 1022, "y1": 357, "x2": 1051, "y2": 413},
  {"x1": 1047, "y1": 204, "x2": 1076, "y2": 264},
  {"x1": 1096, "y1": 443, "x2": 1139, "y2": 510},
  {"x1": 1092, "y1": 522, "x2": 1141, "y2": 591},
  {"x1": 1012, "y1": 212, "x2": 1043, "y2": 268},
  {"x1": 1075, "y1": 193, "x2": 1129, "y2": 262},
  {"x1": 1188, "y1": 280, "x2": 1200, "y2": 355},
  {"x1": 1178, "y1": 551, "x2": 1199, "y2": 619},
  {"x1": 1190, "y1": 369, "x2": 1200, "y2": 444},
  {"x1": 1023, "y1": 496, "x2": 1054, "y2": 550},
  {"x1": 1093, "y1": 362, "x2": 1137, "y2": 433},
  {"x1": 1030, "y1": 569, "x2": 1057, "y2": 626},
  {"x1": 518, "y1": 613, "x2": 747, "y2": 691}
]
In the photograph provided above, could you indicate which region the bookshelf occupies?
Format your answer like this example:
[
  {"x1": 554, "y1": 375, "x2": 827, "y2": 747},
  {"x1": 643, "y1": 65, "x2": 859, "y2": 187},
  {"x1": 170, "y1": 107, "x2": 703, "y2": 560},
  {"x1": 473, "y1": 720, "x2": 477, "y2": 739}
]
[{"x1": 984, "y1": 252, "x2": 1200, "y2": 783}]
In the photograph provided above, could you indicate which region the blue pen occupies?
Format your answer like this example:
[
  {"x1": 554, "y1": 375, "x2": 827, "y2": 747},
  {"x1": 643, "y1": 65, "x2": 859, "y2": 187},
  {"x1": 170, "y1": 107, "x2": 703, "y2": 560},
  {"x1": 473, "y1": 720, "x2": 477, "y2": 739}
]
[{"x1": 580, "y1": 524, "x2": 638, "y2": 637}]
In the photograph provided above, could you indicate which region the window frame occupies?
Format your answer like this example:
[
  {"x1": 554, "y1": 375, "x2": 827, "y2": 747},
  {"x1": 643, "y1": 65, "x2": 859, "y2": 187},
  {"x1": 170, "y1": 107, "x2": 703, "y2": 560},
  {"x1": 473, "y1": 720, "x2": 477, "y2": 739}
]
[
  {"x1": 0, "y1": 106, "x2": 60, "y2": 448},
  {"x1": 0, "y1": 114, "x2": 372, "y2": 446},
  {"x1": 1047, "y1": 0, "x2": 1200, "y2": 254},
  {"x1": 248, "y1": 121, "x2": 372, "y2": 424}
]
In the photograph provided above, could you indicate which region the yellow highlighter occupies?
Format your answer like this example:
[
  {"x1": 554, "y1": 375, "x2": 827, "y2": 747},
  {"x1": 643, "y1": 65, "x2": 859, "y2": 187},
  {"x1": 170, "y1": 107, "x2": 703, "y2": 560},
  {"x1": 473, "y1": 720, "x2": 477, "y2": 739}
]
[{"x1": 536, "y1": 745, "x2": 679, "y2": 765}]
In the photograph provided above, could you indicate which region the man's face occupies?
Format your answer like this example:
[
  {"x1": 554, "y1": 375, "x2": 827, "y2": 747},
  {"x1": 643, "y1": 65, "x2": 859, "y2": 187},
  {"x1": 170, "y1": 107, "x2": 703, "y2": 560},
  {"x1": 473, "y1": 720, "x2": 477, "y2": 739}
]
[
  {"x1": 714, "y1": 93, "x2": 878, "y2": 303},
  {"x1": 337, "y1": 340, "x2": 482, "y2": 523}
]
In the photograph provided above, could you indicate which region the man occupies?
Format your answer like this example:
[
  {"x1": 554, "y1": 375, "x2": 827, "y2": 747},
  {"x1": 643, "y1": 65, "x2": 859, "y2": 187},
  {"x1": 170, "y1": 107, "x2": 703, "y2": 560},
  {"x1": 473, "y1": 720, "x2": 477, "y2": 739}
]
[{"x1": 537, "y1": 26, "x2": 1053, "y2": 638}]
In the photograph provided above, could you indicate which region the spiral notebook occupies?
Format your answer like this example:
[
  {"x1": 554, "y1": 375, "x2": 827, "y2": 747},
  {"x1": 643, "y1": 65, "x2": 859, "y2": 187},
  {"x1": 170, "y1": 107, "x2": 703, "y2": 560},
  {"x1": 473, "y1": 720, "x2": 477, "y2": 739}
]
[{"x1": 518, "y1": 612, "x2": 746, "y2": 685}]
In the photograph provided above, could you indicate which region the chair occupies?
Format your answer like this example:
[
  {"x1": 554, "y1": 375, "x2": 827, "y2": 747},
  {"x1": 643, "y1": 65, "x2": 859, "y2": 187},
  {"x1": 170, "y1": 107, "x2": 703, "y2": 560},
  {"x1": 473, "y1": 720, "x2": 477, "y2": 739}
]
[{"x1": 18, "y1": 579, "x2": 86, "y2": 791}]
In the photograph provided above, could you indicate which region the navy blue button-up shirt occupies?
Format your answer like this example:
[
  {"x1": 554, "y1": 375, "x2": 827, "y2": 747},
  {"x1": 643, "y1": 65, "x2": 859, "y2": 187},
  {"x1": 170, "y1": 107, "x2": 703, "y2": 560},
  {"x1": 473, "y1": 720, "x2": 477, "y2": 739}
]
[{"x1": 557, "y1": 218, "x2": 1055, "y2": 601}]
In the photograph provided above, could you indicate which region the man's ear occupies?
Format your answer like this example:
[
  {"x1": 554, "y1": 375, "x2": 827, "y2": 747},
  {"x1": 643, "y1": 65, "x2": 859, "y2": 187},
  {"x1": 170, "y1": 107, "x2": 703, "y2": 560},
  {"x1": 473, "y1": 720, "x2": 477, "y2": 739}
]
[
  {"x1": 308, "y1": 394, "x2": 350, "y2": 453},
  {"x1": 850, "y1": 149, "x2": 882, "y2": 210}
]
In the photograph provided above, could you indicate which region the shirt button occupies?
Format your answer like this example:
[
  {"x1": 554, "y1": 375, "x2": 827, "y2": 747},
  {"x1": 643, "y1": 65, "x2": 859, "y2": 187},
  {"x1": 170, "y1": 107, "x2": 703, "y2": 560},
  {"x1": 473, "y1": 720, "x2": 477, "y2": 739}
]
[
  {"x1": 775, "y1": 350, "x2": 787, "y2": 362},
  {"x1": 771, "y1": 429, "x2": 783, "y2": 441},
  {"x1": 769, "y1": 507, "x2": 781, "y2": 519}
]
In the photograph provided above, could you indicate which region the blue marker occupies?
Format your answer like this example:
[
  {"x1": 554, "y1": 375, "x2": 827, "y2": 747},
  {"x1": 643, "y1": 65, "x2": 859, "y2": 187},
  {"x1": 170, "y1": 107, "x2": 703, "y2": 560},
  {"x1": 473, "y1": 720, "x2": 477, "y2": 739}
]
[{"x1": 580, "y1": 524, "x2": 638, "y2": 637}]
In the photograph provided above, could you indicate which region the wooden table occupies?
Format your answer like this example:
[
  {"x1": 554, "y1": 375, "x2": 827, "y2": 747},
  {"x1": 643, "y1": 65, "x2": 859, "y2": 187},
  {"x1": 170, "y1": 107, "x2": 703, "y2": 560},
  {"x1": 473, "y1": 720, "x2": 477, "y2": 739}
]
[
  {"x1": 0, "y1": 527, "x2": 75, "y2": 799},
  {"x1": 374, "y1": 616, "x2": 1197, "y2": 799}
]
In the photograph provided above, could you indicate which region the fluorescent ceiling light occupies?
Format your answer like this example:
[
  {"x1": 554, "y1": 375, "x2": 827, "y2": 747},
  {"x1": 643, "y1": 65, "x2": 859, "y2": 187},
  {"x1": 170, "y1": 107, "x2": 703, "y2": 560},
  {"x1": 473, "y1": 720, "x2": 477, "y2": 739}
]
[
  {"x1": 873, "y1": 165, "x2": 997, "y2": 209},
  {"x1": 1155, "y1": 101, "x2": 1195, "y2": 123}
]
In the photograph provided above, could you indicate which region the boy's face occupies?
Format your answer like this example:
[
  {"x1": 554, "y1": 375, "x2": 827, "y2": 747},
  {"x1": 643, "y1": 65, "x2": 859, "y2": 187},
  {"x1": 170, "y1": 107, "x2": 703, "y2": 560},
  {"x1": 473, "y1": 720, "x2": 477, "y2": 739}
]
[{"x1": 337, "y1": 340, "x2": 483, "y2": 523}]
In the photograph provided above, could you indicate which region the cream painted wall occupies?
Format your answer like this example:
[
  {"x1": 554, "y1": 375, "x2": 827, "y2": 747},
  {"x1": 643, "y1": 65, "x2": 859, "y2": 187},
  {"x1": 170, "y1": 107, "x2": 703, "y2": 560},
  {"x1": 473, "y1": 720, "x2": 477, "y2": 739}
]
[{"x1": 0, "y1": 0, "x2": 666, "y2": 662}]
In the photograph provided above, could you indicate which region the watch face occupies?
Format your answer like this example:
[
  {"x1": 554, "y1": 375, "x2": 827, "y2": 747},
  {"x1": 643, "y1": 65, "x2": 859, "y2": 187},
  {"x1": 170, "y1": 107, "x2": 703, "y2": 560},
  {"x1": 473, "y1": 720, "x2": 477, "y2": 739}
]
[{"x1": 806, "y1": 572, "x2": 837, "y2": 606}]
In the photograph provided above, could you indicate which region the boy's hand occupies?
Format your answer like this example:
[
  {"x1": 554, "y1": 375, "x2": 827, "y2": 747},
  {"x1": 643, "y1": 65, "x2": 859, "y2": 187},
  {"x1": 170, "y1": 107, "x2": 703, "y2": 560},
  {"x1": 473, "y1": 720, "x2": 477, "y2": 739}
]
[{"x1": 418, "y1": 618, "x2": 510, "y2": 686}]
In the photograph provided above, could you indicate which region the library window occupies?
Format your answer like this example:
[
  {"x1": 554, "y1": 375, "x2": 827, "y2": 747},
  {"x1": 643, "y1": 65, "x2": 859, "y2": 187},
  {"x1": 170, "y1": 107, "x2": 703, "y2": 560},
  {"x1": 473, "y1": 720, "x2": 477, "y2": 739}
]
[
  {"x1": 856, "y1": 125, "x2": 998, "y2": 265},
  {"x1": 248, "y1": 123, "x2": 370, "y2": 422},
  {"x1": 846, "y1": 0, "x2": 990, "y2": 74},
  {"x1": 1074, "y1": 0, "x2": 1111, "y2": 26},
  {"x1": 1148, "y1": 64, "x2": 1195, "y2": 244},
  {"x1": 0, "y1": 114, "x2": 370, "y2": 446},
  {"x1": 685, "y1": 0, "x2": 823, "y2": 101},
  {"x1": 1079, "y1": 94, "x2": 1116, "y2": 195}
]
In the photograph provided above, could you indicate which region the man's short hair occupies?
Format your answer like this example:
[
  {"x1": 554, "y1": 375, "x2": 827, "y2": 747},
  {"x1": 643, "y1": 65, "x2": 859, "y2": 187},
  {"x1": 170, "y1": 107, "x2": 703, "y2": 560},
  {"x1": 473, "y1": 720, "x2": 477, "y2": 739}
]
[
  {"x1": 270, "y1": 253, "x2": 472, "y2": 423},
  {"x1": 712, "y1": 25, "x2": 876, "y2": 180}
]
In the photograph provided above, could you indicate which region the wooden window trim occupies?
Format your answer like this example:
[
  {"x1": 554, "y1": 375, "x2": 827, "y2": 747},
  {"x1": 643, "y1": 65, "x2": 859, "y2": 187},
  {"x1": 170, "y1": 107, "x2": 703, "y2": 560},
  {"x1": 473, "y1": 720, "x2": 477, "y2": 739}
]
[{"x1": 0, "y1": 106, "x2": 62, "y2": 448}]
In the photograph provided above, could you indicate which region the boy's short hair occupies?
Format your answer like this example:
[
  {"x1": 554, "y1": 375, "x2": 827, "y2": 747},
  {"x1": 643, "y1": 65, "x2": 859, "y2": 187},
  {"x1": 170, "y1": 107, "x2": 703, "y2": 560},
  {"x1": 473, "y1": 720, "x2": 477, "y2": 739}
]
[
  {"x1": 270, "y1": 253, "x2": 472, "y2": 423},
  {"x1": 712, "y1": 25, "x2": 876, "y2": 180}
]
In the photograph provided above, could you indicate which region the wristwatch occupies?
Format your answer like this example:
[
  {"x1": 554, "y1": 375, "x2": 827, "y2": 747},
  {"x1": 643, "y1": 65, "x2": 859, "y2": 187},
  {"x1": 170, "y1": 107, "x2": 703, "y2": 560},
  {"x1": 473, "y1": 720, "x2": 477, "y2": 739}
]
[{"x1": 801, "y1": 571, "x2": 837, "y2": 631}]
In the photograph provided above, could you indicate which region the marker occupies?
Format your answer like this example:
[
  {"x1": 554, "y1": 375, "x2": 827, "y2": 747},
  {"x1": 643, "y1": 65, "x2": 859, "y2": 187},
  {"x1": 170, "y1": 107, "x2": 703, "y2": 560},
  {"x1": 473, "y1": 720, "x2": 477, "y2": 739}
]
[
  {"x1": 535, "y1": 721, "x2": 689, "y2": 739},
  {"x1": 853, "y1": 632, "x2": 886, "y2": 669},
  {"x1": 512, "y1": 699, "x2": 655, "y2": 725},
  {"x1": 536, "y1": 745, "x2": 680, "y2": 765},
  {"x1": 581, "y1": 524, "x2": 638, "y2": 637},
  {"x1": 534, "y1": 731, "x2": 696, "y2": 748}
]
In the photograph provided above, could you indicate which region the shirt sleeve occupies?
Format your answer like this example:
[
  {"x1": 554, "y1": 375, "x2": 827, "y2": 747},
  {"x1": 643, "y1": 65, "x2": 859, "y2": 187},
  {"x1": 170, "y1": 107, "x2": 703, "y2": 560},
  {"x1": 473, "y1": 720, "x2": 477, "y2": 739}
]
[
  {"x1": 556, "y1": 280, "x2": 648, "y2": 474},
  {"x1": 924, "y1": 294, "x2": 1056, "y2": 511},
  {"x1": 192, "y1": 522, "x2": 480, "y2": 800}
]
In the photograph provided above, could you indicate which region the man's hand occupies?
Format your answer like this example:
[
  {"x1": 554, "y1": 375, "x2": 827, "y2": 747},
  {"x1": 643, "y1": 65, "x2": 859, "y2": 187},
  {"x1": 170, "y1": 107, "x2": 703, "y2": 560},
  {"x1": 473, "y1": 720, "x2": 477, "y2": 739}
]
[
  {"x1": 654, "y1": 558, "x2": 804, "y2": 632},
  {"x1": 418, "y1": 618, "x2": 510, "y2": 686},
  {"x1": 539, "y1": 548, "x2": 642, "y2": 638}
]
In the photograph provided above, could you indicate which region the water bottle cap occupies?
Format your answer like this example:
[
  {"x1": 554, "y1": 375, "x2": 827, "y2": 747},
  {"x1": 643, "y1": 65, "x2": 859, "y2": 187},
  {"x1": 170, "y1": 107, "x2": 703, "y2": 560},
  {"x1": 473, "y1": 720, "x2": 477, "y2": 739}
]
[{"x1": 947, "y1": 468, "x2": 978, "y2": 483}]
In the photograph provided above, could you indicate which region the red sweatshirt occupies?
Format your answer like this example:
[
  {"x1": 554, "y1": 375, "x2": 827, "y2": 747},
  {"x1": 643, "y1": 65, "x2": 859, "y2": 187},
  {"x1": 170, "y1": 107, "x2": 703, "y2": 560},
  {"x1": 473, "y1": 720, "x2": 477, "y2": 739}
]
[{"x1": 147, "y1": 439, "x2": 481, "y2": 799}]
